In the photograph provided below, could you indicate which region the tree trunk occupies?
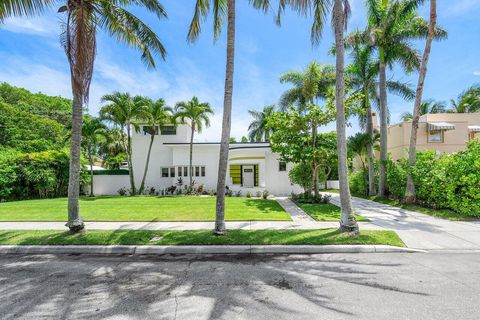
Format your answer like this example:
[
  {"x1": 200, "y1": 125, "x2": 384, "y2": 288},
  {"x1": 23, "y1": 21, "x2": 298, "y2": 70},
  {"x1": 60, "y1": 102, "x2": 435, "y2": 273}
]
[
  {"x1": 365, "y1": 97, "x2": 376, "y2": 196},
  {"x1": 126, "y1": 123, "x2": 136, "y2": 195},
  {"x1": 189, "y1": 123, "x2": 195, "y2": 187},
  {"x1": 89, "y1": 150, "x2": 94, "y2": 197},
  {"x1": 214, "y1": 0, "x2": 235, "y2": 235},
  {"x1": 66, "y1": 93, "x2": 85, "y2": 232},
  {"x1": 139, "y1": 134, "x2": 155, "y2": 194},
  {"x1": 404, "y1": 0, "x2": 437, "y2": 204},
  {"x1": 312, "y1": 124, "x2": 319, "y2": 200},
  {"x1": 334, "y1": 0, "x2": 358, "y2": 233},
  {"x1": 378, "y1": 47, "x2": 388, "y2": 197}
]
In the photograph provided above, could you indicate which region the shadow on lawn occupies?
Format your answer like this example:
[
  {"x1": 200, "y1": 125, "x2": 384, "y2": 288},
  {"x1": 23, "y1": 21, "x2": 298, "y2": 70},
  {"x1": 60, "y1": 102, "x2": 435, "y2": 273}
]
[{"x1": 0, "y1": 252, "x2": 429, "y2": 319}]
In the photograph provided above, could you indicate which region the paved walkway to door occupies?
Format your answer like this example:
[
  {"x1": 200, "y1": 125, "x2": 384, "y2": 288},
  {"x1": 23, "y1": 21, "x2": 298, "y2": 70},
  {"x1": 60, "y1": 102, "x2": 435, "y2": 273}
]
[{"x1": 327, "y1": 192, "x2": 480, "y2": 250}]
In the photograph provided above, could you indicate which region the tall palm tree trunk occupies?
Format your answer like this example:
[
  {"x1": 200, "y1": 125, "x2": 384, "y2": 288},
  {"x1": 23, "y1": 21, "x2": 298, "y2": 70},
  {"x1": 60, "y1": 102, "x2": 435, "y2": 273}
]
[
  {"x1": 405, "y1": 0, "x2": 437, "y2": 203},
  {"x1": 334, "y1": 0, "x2": 358, "y2": 233},
  {"x1": 66, "y1": 93, "x2": 85, "y2": 232},
  {"x1": 378, "y1": 47, "x2": 388, "y2": 197},
  {"x1": 312, "y1": 124, "x2": 319, "y2": 199},
  {"x1": 215, "y1": 0, "x2": 235, "y2": 235},
  {"x1": 189, "y1": 123, "x2": 195, "y2": 187},
  {"x1": 126, "y1": 124, "x2": 136, "y2": 195},
  {"x1": 366, "y1": 100, "x2": 376, "y2": 196},
  {"x1": 139, "y1": 134, "x2": 155, "y2": 194}
]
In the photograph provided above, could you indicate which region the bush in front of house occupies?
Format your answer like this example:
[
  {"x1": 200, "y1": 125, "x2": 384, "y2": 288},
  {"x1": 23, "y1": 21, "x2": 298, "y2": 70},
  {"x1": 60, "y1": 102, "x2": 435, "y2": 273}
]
[{"x1": 356, "y1": 140, "x2": 480, "y2": 217}]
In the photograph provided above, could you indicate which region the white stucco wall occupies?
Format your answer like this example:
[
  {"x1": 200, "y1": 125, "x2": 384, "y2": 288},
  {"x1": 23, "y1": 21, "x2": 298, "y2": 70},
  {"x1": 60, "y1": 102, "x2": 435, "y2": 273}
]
[{"x1": 92, "y1": 175, "x2": 130, "y2": 195}]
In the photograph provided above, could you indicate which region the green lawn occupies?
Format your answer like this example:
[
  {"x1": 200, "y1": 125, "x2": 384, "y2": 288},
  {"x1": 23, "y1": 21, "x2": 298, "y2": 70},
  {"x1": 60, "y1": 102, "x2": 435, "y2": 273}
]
[
  {"x1": 0, "y1": 229, "x2": 404, "y2": 247},
  {"x1": 0, "y1": 196, "x2": 291, "y2": 222},
  {"x1": 297, "y1": 202, "x2": 369, "y2": 221}
]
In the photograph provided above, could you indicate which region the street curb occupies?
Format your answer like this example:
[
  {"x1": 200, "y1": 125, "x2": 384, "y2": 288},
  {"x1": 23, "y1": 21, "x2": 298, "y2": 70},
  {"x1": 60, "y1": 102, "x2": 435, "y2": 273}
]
[{"x1": 0, "y1": 245, "x2": 424, "y2": 255}]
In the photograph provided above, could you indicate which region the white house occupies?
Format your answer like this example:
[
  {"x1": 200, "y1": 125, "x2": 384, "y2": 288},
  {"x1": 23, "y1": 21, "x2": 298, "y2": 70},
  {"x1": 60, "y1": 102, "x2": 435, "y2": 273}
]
[{"x1": 92, "y1": 124, "x2": 304, "y2": 196}]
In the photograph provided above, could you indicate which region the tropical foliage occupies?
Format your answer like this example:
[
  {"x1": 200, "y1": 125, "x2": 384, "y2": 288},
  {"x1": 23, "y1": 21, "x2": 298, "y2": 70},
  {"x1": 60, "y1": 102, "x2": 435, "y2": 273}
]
[{"x1": 247, "y1": 105, "x2": 276, "y2": 142}]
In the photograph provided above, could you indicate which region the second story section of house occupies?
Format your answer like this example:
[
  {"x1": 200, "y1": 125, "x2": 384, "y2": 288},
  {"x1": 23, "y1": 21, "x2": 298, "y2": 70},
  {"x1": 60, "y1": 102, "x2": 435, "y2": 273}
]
[{"x1": 388, "y1": 113, "x2": 480, "y2": 160}]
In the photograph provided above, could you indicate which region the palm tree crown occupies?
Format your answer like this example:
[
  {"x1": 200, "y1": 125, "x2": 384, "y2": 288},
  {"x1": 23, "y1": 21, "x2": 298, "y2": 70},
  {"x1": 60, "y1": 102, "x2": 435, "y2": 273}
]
[
  {"x1": 174, "y1": 97, "x2": 214, "y2": 133},
  {"x1": 450, "y1": 85, "x2": 480, "y2": 113},
  {"x1": 0, "y1": 0, "x2": 52, "y2": 21},
  {"x1": 400, "y1": 99, "x2": 446, "y2": 121},
  {"x1": 248, "y1": 105, "x2": 276, "y2": 142}
]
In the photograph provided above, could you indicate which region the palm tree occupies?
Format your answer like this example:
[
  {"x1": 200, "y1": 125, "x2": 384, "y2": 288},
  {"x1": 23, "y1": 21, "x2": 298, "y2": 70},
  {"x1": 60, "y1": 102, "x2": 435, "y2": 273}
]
[
  {"x1": 347, "y1": 0, "x2": 447, "y2": 197},
  {"x1": 400, "y1": 99, "x2": 446, "y2": 121},
  {"x1": 0, "y1": 0, "x2": 52, "y2": 21},
  {"x1": 81, "y1": 116, "x2": 107, "y2": 197},
  {"x1": 100, "y1": 92, "x2": 149, "y2": 196},
  {"x1": 449, "y1": 85, "x2": 480, "y2": 113},
  {"x1": 348, "y1": 131, "x2": 380, "y2": 171},
  {"x1": 174, "y1": 97, "x2": 213, "y2": 187},
  {"x1": 279, "y1": 62, "x2": 335, "y2": 112},
  {"x1": 248, "y1": 105, "x2": 276, "y2": 142},
  {"x1": 283, "y1": 0, "x2": 359, "y2": 232},
  {"x1": 347, "y1": 44, "x2": 414, "y2": 196},
  {"x1": 54, "y1": 0, "x2": 166, "y2": 232},
  {"x1": 188, "y1": 0, "x2": 275, "y2": 234},
  {"x1": 138, "y1": 98, "x2": 172, "y2": 194}
]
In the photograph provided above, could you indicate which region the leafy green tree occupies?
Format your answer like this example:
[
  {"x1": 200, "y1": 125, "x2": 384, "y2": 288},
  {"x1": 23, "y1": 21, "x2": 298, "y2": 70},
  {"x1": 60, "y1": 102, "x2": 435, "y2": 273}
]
[
  {"x1": 248, "y1": 105, "x2": 276, "y2": 142},
  {"x1": 348, "y1": 131, "x2": 379, "y2": 171},
  {"x1": 288, "y1": 163, "x2": 313, "y2": 195},
  {"x1": 174, "y1": 97, "x2": 213, "y2": 187},
  {"x1": 267, "y1": 106, "x2": 336, "y2": 199},
  {"x1": 347, "y1": 0, "x2": 447, "y2": 197},
  {"x1": 241, "y1": 136, "x2": 248, "y2": 143},
  {"x1": 81, "y1": 116, "x2": 107, "y2": 197},
  {"x1": 100, "y1": 92, "x2": 149, "y2": 196},
  {"x1": 138, "y1": 98, "x2": 172, "y2": 194}
]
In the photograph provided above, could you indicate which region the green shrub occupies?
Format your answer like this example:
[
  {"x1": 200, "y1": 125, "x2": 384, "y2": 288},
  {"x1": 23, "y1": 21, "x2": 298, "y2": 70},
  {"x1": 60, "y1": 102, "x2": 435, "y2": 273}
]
[
  {"x1": 92, "y1": 169, "x2": 129, "y2": 175},
  {"x1": 386, "y1": 159, "x2": 407, "y2": 199},
  {"x1": 349, "y1": 169, "x2": 368, "y2": 196},
  {"x1": 444, "y1": 140, "x2": 480, "y2": 217},
  {"x1": 288, "y1": 163, "x2": 313, "y2": 193}
]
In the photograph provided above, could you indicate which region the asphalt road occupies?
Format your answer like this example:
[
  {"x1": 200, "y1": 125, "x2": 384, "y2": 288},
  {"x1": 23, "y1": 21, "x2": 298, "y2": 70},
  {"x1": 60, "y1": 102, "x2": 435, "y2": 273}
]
[{"x1": 1, "y1": 252, "x2": 479, "y2": 320}]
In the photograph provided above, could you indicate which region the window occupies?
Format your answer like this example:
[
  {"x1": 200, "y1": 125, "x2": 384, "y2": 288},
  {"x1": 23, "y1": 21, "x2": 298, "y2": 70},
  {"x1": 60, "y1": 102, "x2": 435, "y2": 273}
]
[
  {"x1": 428, "y1": 130, "x2": 443, "y2": 143},
  {"x1": 201, "y1": 166, "x2": 206, "y2": 177},
  {"x1": 161, "y1": 167, "x2": 169, "y2": 178},
  {"x1": 470, "y1": 131, "x2": 479, "y2": 141},
  {"x1": 160, "y1": 125, "x2": 176, "y2": 135},
  {"x1": 195, "y1": 166, "x2": 200, "y2": 177},
  {"x1": 279, "y1": 161, "x2": 287, "y2": 171},
  {"x1": 170, "y1": 167, "x2": 175, "y2": 178},
  {"x1": 184, "y1": 166, "x2": 188, "y2": 177},
  {"x1": 143, "y1": 126, "x2": 158, "y2": 136},
  {"x1": 178, "y1": 166, "x2": 183, "y2": 177}
]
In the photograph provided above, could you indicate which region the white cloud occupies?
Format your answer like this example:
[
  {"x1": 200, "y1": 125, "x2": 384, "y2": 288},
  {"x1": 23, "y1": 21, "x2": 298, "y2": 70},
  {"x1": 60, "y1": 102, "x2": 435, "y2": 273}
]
[
  {"x1": 473, "y1": 71, "x2": 480, "y2": 76},
  {"x1": 1, "y1": 16, "x2": 58, "y2": 36}
]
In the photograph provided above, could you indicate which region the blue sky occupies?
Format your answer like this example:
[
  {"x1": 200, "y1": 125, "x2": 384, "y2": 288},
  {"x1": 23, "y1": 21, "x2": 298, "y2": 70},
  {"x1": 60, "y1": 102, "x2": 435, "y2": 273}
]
[{"x1": 1, "y1": 0, "x2": 479, "y2": 141}]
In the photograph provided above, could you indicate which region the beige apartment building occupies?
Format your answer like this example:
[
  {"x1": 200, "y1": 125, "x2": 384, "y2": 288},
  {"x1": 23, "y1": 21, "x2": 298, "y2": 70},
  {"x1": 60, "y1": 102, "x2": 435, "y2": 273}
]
[{"x1": 387, "y1": 113, "x2": 480, "y2": 161}]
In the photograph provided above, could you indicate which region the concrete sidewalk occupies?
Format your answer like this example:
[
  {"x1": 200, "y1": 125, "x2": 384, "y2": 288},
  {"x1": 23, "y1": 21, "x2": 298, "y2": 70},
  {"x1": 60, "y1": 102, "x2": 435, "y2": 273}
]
[{"x1": 327, "y1": 192, "x2": 480, "y2": 250}]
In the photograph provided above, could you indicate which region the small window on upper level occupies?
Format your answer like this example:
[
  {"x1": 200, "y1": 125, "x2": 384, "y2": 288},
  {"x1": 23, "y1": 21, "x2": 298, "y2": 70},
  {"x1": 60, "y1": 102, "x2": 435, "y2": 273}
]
[
  {"x1": 160, "y1": 125, "x2": 176, "y2": 135},
  {"x1": 143, "y1": 126, "x2": 158, "y2": 136},
  {"x1": 279, "y1": 161, "x2": 287, "y2": 172},
  {"x1": 428, "y1": 130, "x2": 443, "y2": 143}
]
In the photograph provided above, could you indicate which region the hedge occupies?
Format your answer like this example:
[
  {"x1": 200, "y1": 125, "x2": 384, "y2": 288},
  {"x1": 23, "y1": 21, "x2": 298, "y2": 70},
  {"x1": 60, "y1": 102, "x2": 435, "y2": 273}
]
[{"x1": 92, "y1": 169, "x2": 129, "y2": 175}]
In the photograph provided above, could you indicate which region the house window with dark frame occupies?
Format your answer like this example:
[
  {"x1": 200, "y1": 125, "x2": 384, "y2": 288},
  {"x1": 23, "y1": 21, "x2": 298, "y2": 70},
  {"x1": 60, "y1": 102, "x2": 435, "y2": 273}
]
[
  {"x1": 178, "y1": 166, "x2": 183, "y2": 177},
  {"x1": 170, "y1": 167, "x2": 175, "y2": 178},
  {"x1": 184, "y1": 166, "x2": 188, "y2": 177},
  {"x1": 161, "y1": 167, "x2": 169, "y2": 178},
  {"x1": 279, "y1": 161, "x2": 287, "y2": 172},
  {"x1": 195, "y1": 166, "x2": 200, "y2": 177},
  {"x1": 201, "y1": 166, "x2": 206, "y2": 177},
  {"x1": 160, "y1": 125, "x2": 176, "y2": 135}
]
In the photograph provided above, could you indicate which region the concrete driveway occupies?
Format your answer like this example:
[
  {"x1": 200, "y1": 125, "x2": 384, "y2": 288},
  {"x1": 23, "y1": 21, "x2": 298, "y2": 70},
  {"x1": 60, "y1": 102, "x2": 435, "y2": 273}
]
[{"x1": 327, "y1": 193, "x2": 480, "y2": 250}]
